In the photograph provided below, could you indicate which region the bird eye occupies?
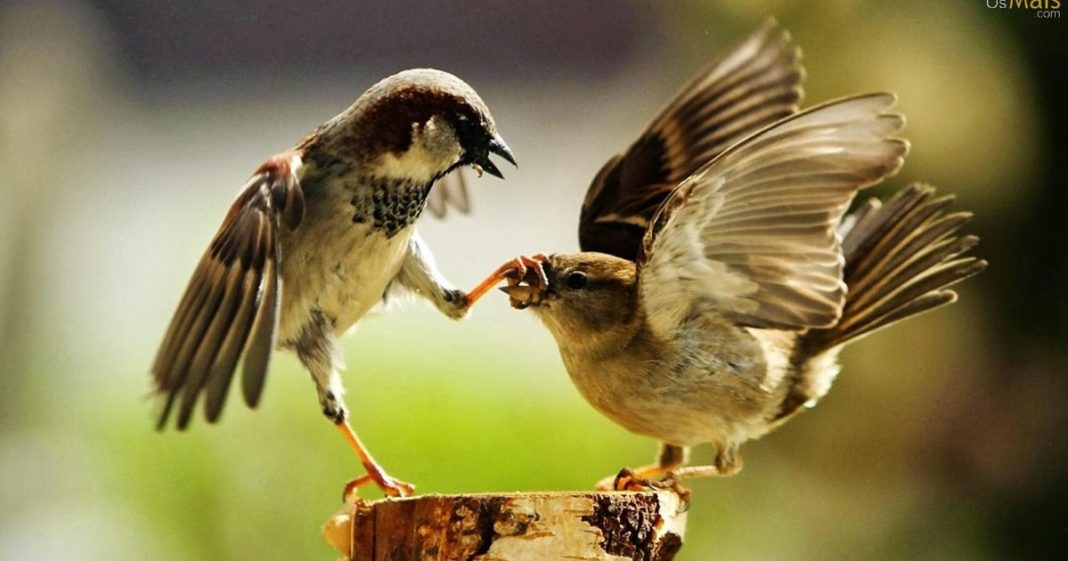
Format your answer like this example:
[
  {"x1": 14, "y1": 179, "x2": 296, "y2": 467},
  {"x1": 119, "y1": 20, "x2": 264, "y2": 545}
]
[{"x1": 565, "y1": 271, "x2": 588, "y2": 290}]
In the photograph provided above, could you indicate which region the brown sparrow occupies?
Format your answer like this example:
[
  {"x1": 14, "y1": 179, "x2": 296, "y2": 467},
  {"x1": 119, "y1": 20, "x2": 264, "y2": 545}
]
[
  {"x1": 151, "y1": 68, "x2": 516, "y2": 497},
  {"x1": 488, "y1": 25, "x2": 986, "y2": 490}
]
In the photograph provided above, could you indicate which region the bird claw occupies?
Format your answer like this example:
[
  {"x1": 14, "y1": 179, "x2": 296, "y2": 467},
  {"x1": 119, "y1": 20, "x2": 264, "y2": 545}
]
[
  {"x1": 597, "y1": 467, "x2": 691, "y2": 502},
  {"x1": 461, "y1": 253, "x2": 548, "y2": 310},
  {"x1": 600, "y1": 467, "x2": 648, "y2": 492},
  {"x1": 342, "y1": 471, "x2": 415, "y2": 501},
  {"x1": 500, "y1": 254, "x2": 550, "y2": 308},
  {"x1": 595, "y1": 467, "x2": 658, "y2": 492},
  {"x1": 376, "y1": 474, "x2": 416, "y2": 498},
  {"x1": 341, "y1": 474, "x2": 373, "y2": 501}
]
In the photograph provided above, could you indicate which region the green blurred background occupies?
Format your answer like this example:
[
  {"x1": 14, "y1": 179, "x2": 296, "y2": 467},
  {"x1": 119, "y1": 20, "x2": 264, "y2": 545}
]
[{"x1": 1, "y1": 1, "x2": 1064, "y2": 560}]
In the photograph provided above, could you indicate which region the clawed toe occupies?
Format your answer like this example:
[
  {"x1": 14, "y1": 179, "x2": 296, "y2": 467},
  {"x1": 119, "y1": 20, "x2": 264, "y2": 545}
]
[
  {"x1": 596, "y1": 467, "x2": 690, "y2": 500},
  {"x1": 376, "y1": 475, "x2": 415, "y2": 498},
  {"x1": 341, "y1": 472, "x2": 415, "y2": 501},
  {"x1": 341, "y1": 474, "x2": 374, "y2": 501},
  {"x1": 595, "y1": 467, "x2": 650, "y2": 491},
  {"x1": 499, "y1": 254, "x2": 550, "y2": 308},
  {"x1": 614, "y1": 467, "x2": 653, "y2": 492}
]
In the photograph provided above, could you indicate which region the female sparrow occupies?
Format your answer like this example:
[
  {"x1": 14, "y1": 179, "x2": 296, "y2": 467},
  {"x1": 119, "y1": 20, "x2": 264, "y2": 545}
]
[{"x1": 488, "y1": 25, "x2": 985, "y2": 489}]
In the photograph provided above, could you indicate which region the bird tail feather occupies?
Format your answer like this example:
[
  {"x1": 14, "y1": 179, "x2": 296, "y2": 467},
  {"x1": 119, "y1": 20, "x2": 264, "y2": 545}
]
[
  {"x1": 805, "y1": 183, "x2": 987, "y2": 354},
  {"x1": 770, "y1": 184, "x2": 986, "y2": 424}
]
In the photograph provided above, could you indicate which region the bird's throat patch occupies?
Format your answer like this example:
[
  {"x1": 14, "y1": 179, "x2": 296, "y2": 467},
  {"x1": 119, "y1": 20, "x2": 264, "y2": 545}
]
[{"x1": 350, "y1": 176, "x2": 433, "y2": 237}]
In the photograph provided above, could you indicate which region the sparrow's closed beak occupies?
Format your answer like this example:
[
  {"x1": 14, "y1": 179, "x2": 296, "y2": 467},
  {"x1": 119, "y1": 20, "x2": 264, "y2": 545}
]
[{"x1": 473, "y1": 135, "x2": 517, "y2": 179}]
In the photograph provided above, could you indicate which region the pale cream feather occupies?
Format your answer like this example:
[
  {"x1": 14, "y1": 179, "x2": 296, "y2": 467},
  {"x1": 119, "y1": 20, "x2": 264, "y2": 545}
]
[{"x1": 638, "y1": 93, "x2": 909, "y2": 339}]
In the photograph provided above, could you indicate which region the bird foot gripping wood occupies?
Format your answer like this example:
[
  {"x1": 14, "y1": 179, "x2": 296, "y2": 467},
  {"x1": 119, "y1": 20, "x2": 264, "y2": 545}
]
[
  {"x1": 597, "y1": 468, "x2": 692, "y2": 505},
  {"x1": 341, "y1": 472, "x2": 415, "y2": 501},
  {"x1": 323, "y1": 491, "x2": 689, "y2": 561},
  {"x1": 335, "y1": 420, "x2": 415, "y2": 499}
]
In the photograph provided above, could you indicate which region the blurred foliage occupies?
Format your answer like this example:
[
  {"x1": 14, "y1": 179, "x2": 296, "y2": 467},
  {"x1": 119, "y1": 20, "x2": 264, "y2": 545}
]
[{"x1": 1, "y1": 1, "x2": 1065, "y2": 560}]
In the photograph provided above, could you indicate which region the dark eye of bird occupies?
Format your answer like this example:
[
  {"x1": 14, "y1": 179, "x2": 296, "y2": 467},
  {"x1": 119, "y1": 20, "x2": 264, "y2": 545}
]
[
  {"x1": 451, "y1": 111, "x2": 480, "y2": 144},
  {"x1": 565, "y1": 271, "x2": 588, "y2": 290}
]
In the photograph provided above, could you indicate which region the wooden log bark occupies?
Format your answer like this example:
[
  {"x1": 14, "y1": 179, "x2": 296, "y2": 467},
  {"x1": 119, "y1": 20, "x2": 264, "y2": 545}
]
[{"x1": 323, "y1": 491, "x2": 688, "y2": 561}]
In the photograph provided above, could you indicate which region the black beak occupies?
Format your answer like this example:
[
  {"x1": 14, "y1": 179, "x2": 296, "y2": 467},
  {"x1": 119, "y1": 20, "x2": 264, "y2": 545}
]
[{"x1": 471, "y1": 134, "x2": 517, "y2": 179}]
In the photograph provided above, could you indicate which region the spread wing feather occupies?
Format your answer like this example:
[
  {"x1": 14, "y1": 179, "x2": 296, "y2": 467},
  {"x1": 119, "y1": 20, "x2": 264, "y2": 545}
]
[
  {"x1": 638, "y1": 94, "x2": 908, "y2": 337},
  {"x1": 579, "y1": 19, "x2": 805, "y2": 260},
  {"x1": 151, "y1": 154, "x2": 303, "y2": 429}
]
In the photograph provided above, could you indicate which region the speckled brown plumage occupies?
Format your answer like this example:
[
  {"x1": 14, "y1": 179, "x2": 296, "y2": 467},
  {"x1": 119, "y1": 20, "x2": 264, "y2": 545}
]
[{"x1": 493, "y1": 21, "x2": 985, "y2": 490}]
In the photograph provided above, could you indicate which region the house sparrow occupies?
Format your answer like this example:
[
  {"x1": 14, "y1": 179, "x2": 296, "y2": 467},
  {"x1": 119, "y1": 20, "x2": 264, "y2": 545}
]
[
  {"x1": 151, "y1": 68, "x2": 516, "y2": 497},
  {"x1": 472, "y1": 18, "x2": 807, "y2": 331},
  {"x1": 491, "y1": 26, "x2": 985, "y2": 490}
]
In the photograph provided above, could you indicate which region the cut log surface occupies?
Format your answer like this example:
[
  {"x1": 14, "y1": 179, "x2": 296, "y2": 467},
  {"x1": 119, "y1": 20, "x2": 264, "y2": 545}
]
[{"x1": 323, "y1": 491, "x2": 688, "y2": 561}]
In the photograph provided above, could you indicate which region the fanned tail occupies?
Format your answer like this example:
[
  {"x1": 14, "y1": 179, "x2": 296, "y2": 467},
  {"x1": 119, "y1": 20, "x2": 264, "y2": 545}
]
[
  {"x1": 805, "y1": 183, "x2": 987, "y2": 354},
  {"x1": 772, "y1": 184, "x2": 987, "y2": 423}
]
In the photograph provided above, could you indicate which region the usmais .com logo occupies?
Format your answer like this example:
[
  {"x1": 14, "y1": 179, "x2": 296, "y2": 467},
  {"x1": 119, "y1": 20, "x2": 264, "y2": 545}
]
[{"x1": 986, "y1": 0, "x2": 1062, "y2": 18}]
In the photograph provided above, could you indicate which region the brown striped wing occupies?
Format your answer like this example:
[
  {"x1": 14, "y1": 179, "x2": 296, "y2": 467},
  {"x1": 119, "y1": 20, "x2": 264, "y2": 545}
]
[
  {"x1": 637, "y1": 94, "x2": 909, "y2": 337},
  {"x1": 151, "y1": 153, "x2": 304, "y2": 429},
  {"x1": 579, "y1": 19, "x2": 805, "y2": 261}
]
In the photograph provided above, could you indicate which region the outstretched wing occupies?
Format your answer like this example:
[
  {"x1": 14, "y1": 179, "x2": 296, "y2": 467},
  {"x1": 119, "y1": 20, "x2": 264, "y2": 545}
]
[
  {"x1": 637, "y1": 94, "x2": 908, "y2": 338},
  {"x1": 151, "y1": 153, "x2": 305, "y2": 430},
  {"x1": 579, "y1": 19, "x2": 805, "y2": 260}
]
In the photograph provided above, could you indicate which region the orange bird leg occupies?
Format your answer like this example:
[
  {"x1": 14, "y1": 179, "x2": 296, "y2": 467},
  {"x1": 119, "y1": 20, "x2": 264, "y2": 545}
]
[
  {"x1": 596, "y1": 443, "x2": 691, "y2": 492},
  {"x1": 463, "y1": 257, "x2": 529, "y2": 307},
  {"x1": 596, "y1": 464, "x2": 677, "y2": 491},
  {"x1": 337, "y1": 419, "x2": 414, "y2": 499}
]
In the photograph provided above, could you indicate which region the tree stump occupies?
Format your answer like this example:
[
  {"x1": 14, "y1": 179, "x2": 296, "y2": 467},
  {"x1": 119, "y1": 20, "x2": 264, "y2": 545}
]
[{"x1": 323, "y1": 491, "x2": 688, "y2": 561}]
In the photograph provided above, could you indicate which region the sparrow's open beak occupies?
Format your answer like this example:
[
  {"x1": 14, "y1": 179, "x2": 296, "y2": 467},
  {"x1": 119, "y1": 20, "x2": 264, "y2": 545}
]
[
  {"x1": 498, "y1": 263, "x2": 548, "y2": 309},
  {"x1": 472, "y1": 135, "x2": 517, "y2": 179},
  {"x1": 499, "y1": 285, "x2": 540, "y2": 309}
]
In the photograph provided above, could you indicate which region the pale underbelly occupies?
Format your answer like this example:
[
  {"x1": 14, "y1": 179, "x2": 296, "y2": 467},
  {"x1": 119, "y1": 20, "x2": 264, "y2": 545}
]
[
  {"x1": 563, "y1": 353, "x2": 772, "y2": 448},
  {"x1": 277, "y1": 222, "x2": 414, "y2": 343},
  {"x1": 578, "y1": 381, "x2": 724, "y2": 447}
]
